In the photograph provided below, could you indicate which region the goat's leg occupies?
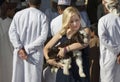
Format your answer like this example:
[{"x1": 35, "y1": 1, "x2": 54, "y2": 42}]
[
  {"x1": 61, "y1": 58, "x2": 71, "y2": 75},
  {"x1": 74, "y1": 51, "x2": 86, "y2": 77},
  {"x1": 76, "y1": 57, "x2": 86, "y2": 77},
  {"x1": 51, "y1": 66, "x2": 58, "y2": 73}
]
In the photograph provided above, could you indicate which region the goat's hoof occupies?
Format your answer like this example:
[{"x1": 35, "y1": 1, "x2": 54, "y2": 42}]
[
  {"x1": 79, "y1": 73, "x2": 86, "y2": 77},
  {"x1": 64, "y1": 71, "x2": 70, "y2": 75}
]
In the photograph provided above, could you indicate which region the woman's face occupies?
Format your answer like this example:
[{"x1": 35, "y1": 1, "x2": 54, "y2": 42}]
[{"x1": 69, "y1": 14, "x2": 81, "y2": 31}]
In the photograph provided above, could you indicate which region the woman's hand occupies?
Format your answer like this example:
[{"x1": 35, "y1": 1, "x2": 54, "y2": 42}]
[{"x1": 46, "y1": 59, "x2": 63, "y2": 68}]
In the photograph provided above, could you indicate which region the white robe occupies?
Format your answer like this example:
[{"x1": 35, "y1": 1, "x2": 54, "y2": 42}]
[
  {"x1": 50, "y1": 14, "x2": 62, "y2": 36},
  {"x1": 0, "y1": 17, "x2": 13, "y2": 82},
  {"x1": 98, "y1": 13, "x2": 120, "y2": 82},
  {"x1": 9, "y1": 7, "x2": 48, "y2": 82}
]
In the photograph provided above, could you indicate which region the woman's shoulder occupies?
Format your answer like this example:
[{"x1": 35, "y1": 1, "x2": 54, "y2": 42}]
[
  {"x1": 52, "y1": 33, "x2": 62, "y2": 40},
  {"x1": 53, "y1": 33, "x2": 68, "y2": 42}
]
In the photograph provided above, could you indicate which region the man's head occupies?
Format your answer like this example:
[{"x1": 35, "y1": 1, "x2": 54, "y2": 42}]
[
  {"x1": 51, "y1": 0, "x2": 58, "y2": 12},
  {"x1": 28, "y1": 0, "x2": 41, "y2": 8},
  {"x1": 102, "y1": 0, "x2": 120, "y2": 15},
  {"x1": 57, "y1": 0, "x2": 71, "y2": 14}
]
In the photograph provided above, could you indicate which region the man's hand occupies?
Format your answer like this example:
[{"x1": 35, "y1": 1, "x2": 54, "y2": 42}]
[
  {"x1": 18, "y1": 48, "x2": 28, "y2": 60},
  {"x1": 117, "y1": 54, "x2": 120, "y2": 64}
]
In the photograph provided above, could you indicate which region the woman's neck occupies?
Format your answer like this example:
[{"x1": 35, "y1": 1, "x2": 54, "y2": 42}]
[{"x1": 66, "y1": 29, "x2": 77, "y2": 39}]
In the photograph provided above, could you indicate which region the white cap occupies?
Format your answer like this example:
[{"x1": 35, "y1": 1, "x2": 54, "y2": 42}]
[
  {"x1": 75, "y1": 0, "x2": 85, "y2": 6},
  {"x1": 58, "y1": 0, "x2": 71, "y2": 5}
]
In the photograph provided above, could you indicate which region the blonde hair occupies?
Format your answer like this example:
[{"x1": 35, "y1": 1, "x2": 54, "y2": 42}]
[{"x1": 59, "y1": 6, "x2": 81, "y2": 35}]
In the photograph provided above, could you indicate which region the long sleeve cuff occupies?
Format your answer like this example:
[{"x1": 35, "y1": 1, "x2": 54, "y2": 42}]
[
  {"x1": 14, "y1": 44, "x2": 23, "y2": 50},
  {"x1": 24, "y1": 45, "x2": 37, "y2": 55}
]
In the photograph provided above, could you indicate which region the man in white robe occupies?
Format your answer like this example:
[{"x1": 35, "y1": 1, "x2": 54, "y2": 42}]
[
  {"x1": 0, "y1": 1, "x2": 14, "y2": 82},
  {"x1": 8, "y1": 0, "x2": 48, "y2": 82},
  {"x1": 98, "y1": 0, "x2": 120, "y2": 82},
  {"x1": 0, "y1": 16, "x2": 13, "y2": 82}
]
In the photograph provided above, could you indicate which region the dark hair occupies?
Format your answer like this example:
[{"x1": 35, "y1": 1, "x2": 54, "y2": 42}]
[
  {"x1": 57, "y1": 5, "x2": 69, "y2": 11},
  {"x1": 90, "y1": 23, "x2": 98, "y2": 36},
  {"x1": 51, "y1": 1, "x2": 58, "y2": 12},
  {"x1": 0, "y1": 0, "x2": 4, "y2": 6},
  {"x1": 28, "y1": 0, "x2": 41, "y2": 6}
]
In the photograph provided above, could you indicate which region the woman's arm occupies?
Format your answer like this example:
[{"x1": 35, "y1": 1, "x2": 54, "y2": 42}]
[
  {"x1": 44, "y1": 33, "x2": 61, "y2": 60},
  {"x1": 57, "y1": 28, "x2": 90, "y2": 58},
  {"x1": 44, "y1": 33, "x2": 63, "y2": 68},
  {"x1": 43, "y1": 33, "x2": 61, "y2": 60},
  {"x1": 67, "y1": 27, "x2": 90, "y2": 51}
]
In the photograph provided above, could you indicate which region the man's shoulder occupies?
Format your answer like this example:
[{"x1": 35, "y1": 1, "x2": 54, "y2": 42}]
[
  {"x1": 15, "y1": 7, "x2": 46, "y2": 17},
  {"x1": 51, "y1": 14, "x2": 62, "y2": 24},
  {"x1": 101, "y1": 13, "x2": 115, "y2": 19},
  {"x1": 15, "y1": 8, "x2": 28, "y2": 15},
  {"x1": 99, "y1": 13, "x2": 116, "y2": 23}
]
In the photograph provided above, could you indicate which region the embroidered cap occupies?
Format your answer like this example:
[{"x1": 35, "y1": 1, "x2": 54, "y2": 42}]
[{"x1": 58, "y1": 0, "x2": 71, "y2": 5}]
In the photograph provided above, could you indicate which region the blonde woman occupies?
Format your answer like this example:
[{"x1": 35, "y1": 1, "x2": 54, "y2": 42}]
[{"x1": 44, "y1": 6, "x2": 90, "y2": 82}]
